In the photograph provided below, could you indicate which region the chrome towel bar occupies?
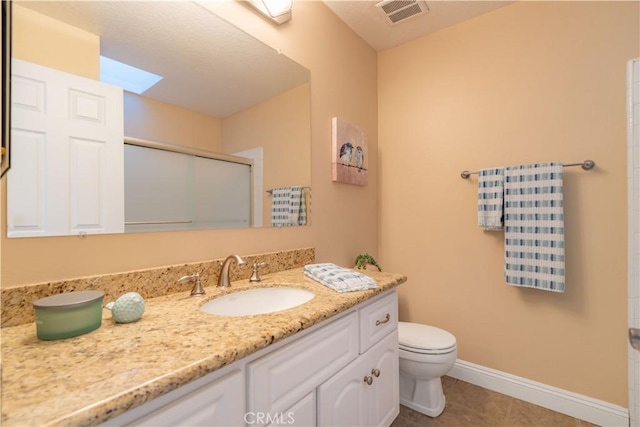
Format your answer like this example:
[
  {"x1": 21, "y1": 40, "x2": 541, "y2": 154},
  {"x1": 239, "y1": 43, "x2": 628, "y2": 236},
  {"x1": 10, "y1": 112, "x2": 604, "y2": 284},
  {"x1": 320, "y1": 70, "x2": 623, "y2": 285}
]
[
  {"x1": 266, "y1": 186, "x2": 311, "y2": 194},
  {"x1": 125, "y1": 220, "x2": 193, "y2": 225},
  {"x1": 460, "y1": 159, "x2": 595, "y2": 179}
]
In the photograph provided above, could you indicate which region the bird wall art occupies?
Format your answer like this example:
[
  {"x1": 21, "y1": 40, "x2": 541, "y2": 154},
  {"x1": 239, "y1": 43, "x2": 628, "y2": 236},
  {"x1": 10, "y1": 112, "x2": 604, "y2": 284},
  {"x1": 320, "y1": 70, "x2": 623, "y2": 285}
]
[{"x1": 331, "y1": 117, "x2": 369, "y2": 186}]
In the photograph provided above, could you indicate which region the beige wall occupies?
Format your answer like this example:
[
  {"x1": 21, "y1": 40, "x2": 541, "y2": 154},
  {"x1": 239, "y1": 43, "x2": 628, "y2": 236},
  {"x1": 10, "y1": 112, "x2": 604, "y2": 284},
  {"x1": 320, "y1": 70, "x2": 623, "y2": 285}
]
[
  {"x1": 12, "y1": 5, "x2": 99, "y2": 79},
  {"x1": 124, "y1": 93, "x2": 223, "y2": 152},
  {"x1": 223, "y1": 83, "x2": 311, "y2": 225},
  {"x1": 379, "y1": 1, "x2": 639, "y2": 406},
  {"x1": 0, "y1": 1, "x2": 378, "y2": 287}
]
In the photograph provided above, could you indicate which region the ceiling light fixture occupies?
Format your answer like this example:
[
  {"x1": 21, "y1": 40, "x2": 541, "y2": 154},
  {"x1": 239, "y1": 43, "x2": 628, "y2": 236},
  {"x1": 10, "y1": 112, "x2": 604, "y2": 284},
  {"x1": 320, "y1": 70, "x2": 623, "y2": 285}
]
[{"x1": 244, "y1": 0, "x2": 293, "y2": 24}]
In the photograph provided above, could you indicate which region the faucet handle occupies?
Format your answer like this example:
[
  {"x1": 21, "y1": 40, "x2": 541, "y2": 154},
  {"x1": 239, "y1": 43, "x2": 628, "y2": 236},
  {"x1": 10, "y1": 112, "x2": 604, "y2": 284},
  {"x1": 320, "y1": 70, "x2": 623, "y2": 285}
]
[
  {"x1": 178, "y1": 273, "x2": 198, "y2": 283},
  {"x1": 178, "y1": 273, "x2": 205, "y2": 297},
  {"x1": 249, "y1": 262, "x2": 268, "y2": 283}
]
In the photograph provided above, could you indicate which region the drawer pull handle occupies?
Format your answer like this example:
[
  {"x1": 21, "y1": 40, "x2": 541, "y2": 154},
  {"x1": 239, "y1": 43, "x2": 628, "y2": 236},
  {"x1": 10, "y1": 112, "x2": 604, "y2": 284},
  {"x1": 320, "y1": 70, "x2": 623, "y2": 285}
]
[
  {"x1": 371, "y1": 368, "x2": 380, "y2": 377},
  {"x1": 376, "y1": 313, "x2": 391, "y2": 326},
  {"x1": 364, "y1": 375, "x2": 373, "y2": 385}
]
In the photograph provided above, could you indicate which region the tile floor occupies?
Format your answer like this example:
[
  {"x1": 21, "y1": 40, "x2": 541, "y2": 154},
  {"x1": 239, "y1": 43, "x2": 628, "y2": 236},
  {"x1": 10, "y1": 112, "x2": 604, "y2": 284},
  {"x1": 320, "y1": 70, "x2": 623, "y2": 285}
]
[{"x1": 391, "y1": 376, "x2": 599, "y2": 427}]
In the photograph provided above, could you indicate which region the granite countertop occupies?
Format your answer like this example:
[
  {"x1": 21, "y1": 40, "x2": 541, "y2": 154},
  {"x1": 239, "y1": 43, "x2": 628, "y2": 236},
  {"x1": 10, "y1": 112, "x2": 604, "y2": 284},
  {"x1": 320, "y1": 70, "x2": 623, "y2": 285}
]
[{"x1": 1, "y1": 267, "x2": 407, "y2": 426}]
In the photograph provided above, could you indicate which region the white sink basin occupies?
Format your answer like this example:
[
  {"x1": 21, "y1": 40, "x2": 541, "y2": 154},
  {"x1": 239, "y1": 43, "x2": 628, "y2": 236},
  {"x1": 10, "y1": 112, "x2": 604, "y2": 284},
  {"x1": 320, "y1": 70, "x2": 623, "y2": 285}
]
[{"x1": 200, "y1": 287, "x2": 315, "y2": 316}]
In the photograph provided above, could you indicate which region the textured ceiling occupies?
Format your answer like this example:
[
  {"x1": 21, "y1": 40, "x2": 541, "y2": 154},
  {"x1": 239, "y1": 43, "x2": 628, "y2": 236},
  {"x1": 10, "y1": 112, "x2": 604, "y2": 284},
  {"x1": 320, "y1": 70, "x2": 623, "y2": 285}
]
[
  {"x1": 20, "y1": 1, "x2": 515, "y2": 117},
  {"x1": 18, "y1": 1, "x2": 309, "y2": 118},
  {"x1": 323, "y1": 0, "x2": 514, "y2": 51}
]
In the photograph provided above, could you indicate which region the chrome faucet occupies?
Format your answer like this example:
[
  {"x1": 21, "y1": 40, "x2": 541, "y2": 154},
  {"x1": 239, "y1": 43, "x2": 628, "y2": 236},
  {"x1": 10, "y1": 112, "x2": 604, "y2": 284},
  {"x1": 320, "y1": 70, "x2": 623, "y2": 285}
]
[
  {"x1": 178, "y1": 273, "x2": 206, "y2": 297},
  {"x1": 217, "y1": 254, "x2": 246, "y2": 288}
]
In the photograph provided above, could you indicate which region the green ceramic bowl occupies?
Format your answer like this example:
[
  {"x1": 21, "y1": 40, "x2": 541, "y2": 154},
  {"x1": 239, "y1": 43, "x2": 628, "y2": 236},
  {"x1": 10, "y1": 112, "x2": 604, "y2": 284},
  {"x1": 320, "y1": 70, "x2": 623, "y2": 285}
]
[{"x1": 33, "y1": 291, "x2": 104, "y2": 340}]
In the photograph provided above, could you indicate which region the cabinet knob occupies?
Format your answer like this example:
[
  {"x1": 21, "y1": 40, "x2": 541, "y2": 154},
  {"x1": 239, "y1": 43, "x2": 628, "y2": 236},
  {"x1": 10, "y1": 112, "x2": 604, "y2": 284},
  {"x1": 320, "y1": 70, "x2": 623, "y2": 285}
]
[
  {"x1": 364, "y1": 375, "x2": 373, "y2": 385},
  {"x1": 371, "y1": 368, "x2": 380, "y2": 378},
  {"x1": 376, "y1": 313, "x2": 391, "y2": 326}
]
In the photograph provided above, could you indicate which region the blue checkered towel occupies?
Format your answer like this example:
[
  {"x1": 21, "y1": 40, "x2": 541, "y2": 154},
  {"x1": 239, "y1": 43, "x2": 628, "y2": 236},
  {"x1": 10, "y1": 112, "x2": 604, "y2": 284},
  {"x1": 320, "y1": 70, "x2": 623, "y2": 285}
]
[
  {"x1": 271, "y1": 186, "x2": 307, "y2": 227},
  {"x1": 478, "y1": 167, "x2": 505, "y2": 231},
  {"x1": 504, "y1": 163, "x2": 565, "y2": 292},
  {"x1": 304, "y1": 263, "x2": 377, "y2": 292}
]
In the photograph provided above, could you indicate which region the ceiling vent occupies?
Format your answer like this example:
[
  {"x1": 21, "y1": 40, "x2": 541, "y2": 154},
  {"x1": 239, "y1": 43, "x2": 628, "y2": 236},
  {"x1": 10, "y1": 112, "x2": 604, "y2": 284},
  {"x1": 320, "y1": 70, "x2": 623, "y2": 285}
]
[{"x1": 375, "y1": 0, "x2": 429, "y2": 25}]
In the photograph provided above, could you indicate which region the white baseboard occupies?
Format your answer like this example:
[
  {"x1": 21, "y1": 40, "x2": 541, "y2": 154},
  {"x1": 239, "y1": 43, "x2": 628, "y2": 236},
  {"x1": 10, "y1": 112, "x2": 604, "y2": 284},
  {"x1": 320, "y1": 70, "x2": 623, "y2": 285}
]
[{"x1": 448, "y1": 360, "x2": 629, "y2": 427}]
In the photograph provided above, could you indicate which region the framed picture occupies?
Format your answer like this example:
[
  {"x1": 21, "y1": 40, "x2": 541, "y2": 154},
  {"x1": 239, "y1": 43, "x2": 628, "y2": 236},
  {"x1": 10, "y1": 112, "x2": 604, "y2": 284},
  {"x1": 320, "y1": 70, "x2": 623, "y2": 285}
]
[
  {"x1": 331, "y1": 117, "x2": 368, "y2": 186},
  {"x1": 1, "y1": 0, "x2": 11, "y2": 178}
]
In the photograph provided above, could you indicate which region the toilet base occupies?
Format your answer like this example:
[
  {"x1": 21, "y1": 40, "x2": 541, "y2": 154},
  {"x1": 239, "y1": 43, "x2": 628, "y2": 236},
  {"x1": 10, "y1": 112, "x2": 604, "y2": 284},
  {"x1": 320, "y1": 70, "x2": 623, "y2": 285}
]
[
  {"x1": 399, "y1": 373, "x2": 446, "y2": 417},
  {"x1": 400, "y1": 395, "x2": 446, "y2": 418}
]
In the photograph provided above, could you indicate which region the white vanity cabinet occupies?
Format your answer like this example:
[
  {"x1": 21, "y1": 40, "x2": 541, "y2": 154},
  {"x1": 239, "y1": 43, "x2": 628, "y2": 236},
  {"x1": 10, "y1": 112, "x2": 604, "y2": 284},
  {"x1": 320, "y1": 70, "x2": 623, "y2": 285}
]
[
  {"x1": 269, "y1": 391, "x2": 317, "y2": 426},
  {"x1": 104, "y1": 367, "x2": 245, "y2": 427},
  {"x1": 317, "y1": 331, "x2": 399, "y2": 427},
  {"x1": 246, "y1": 311, "x2": 359, "y2": 419},
  {"x1": 247, "y1": 290, "x2": 399, "y2": 427},
  {"x1": 105, "y1": 290, "x2": 399, "y2": 427},
  {"x1": 317, "y1": 291, "x2": 399, "y2": 427}
]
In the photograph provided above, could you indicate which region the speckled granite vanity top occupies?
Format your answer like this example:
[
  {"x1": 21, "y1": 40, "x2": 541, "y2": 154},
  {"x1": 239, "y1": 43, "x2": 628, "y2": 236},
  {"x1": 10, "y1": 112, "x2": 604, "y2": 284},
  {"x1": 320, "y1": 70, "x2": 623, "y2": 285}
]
[{"x1": 1, "y1": 268, "x2": 406, "y2": 426}]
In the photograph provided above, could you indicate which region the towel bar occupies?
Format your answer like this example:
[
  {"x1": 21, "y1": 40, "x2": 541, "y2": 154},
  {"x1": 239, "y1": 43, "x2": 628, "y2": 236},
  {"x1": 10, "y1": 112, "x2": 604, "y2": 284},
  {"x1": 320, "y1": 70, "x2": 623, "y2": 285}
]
[
  {"x1": 460, "y1": 160, "x2": 595, "y2": 179},
  {"x1": 266, "y1": 186, "x2": 311, "y2": 194},
  {"x1": 125, "y1": 220, "x2": 193, "y2": 225}
]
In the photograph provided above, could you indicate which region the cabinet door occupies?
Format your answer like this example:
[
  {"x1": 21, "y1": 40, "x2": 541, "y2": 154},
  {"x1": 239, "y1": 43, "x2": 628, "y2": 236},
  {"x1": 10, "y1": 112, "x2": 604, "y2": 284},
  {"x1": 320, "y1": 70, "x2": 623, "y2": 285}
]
[
  {"x1": 248, "y1": 312, "x2": 359, "y2": 419},
  {"x1": 318, "y1": 330, "x2": 399, "y2": 427},
  {"x1": 126, "y1": 369, "x2": 245, "y2": 427},
  {"x1": 8, "y1": 59, "x2": 124, "y2": 237},
  {"x1": 317, "y1": 354, "x2": 369, "y2": 427},
  {"x1": 368, "y1": 330, "x2": 400, "y2": 427},
  {"x1": 266, "y1": 391, "x2": 316, "y2": 427}
]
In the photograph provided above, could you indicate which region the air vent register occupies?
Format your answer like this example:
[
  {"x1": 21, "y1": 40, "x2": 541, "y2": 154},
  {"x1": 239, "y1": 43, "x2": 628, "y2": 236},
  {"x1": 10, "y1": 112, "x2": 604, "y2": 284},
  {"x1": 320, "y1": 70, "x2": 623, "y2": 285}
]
[{"x1": 375, "y1": 0, "x2": 429, "y2": 25}]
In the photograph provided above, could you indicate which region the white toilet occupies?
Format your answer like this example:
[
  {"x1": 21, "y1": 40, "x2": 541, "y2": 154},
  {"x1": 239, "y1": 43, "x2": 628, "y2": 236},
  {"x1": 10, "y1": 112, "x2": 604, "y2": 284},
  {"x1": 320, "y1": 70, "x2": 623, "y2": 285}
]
[{"x1": 398, "y1": 321, "x2": 457, "y2": 417}]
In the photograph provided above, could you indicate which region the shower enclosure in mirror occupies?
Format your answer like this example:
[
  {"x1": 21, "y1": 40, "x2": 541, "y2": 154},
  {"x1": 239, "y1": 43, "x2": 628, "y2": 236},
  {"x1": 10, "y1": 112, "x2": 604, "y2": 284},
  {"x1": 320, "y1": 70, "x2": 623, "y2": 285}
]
[
  {"x1": 123, "y1": 137, "x2": 253, "y2": 232},
  {"x1": 5, "y1": 0, "x2": 311, "y2": 238}
]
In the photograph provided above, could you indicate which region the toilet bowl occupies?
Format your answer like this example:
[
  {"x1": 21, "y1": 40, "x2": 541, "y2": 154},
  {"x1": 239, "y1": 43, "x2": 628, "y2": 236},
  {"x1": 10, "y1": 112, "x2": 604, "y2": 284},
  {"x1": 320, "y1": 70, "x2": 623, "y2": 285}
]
[{"x1": 398, "y1": 321, "x2": 457, "y2": 417}]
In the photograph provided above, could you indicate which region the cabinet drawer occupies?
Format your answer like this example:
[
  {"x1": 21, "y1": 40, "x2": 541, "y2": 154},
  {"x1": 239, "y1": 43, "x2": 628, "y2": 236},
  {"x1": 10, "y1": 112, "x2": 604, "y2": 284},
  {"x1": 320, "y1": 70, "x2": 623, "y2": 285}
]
[
  {"x1": 248, "y1": 312, "x2": 359, "y2": 418},
  {"x1": 123, "y1": 368, "x2": 245, "y2": 427},
  {"x1": 359, "y1": 290, "x2": 398, "y2": 353}
]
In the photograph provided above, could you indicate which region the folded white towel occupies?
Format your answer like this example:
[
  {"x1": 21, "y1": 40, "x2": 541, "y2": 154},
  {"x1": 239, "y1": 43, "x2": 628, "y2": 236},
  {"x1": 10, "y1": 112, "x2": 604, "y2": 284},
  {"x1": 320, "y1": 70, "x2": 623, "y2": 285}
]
[
  {"x1": 304, "y1": 263, "x2": 377, "y2": 293},
  {"x1": 477, "y1": 167, "x2": 505, "y2": 231}
]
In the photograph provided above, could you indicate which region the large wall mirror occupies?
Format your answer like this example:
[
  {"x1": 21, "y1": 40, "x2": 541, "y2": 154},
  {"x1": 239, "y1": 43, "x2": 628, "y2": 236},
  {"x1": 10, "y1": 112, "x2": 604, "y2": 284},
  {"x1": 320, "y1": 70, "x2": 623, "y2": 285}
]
[{"x1": 6, "y1": 1, "x2": 311, "y2": 238}]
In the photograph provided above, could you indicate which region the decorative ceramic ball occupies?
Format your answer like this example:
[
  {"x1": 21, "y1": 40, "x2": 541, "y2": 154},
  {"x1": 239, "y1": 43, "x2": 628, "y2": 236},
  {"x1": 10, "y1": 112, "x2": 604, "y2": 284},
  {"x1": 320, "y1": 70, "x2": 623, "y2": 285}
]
[{"x1": 106, "y1": 292, "x2": 145, "y2": 324}]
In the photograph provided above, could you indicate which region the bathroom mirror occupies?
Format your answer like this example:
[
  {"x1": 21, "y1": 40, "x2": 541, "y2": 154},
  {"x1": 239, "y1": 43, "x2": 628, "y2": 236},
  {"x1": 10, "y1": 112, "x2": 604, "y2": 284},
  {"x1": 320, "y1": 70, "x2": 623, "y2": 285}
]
[
  {"x1": 7, "y1": 0, "x2": 311, "y2": 237},
  {"x1": 1, "y1": 1, "x2": 10, "y2": 178}
]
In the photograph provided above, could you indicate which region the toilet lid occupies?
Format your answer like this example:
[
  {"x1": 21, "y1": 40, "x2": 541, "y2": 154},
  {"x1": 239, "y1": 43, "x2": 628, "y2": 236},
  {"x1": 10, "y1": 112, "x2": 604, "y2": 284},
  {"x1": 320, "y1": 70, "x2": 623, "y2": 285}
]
[{"x1": 398, "y1": 321, "x2": 456, "y2": 352}]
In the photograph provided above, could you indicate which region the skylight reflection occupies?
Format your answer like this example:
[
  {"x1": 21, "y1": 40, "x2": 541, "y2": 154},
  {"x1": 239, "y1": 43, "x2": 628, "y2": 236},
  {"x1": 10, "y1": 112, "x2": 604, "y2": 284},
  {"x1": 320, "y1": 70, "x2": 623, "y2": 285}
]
[{"x1": 99, "y1": 56, "x2": 163, "y2": 94}]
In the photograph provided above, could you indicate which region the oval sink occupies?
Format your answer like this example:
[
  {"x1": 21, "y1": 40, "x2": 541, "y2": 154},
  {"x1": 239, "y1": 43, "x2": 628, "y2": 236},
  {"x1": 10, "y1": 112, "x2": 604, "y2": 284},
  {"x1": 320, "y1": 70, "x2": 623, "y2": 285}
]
[{"x1": 200, "y1": 287, "x2": 315, "y2": 316}]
